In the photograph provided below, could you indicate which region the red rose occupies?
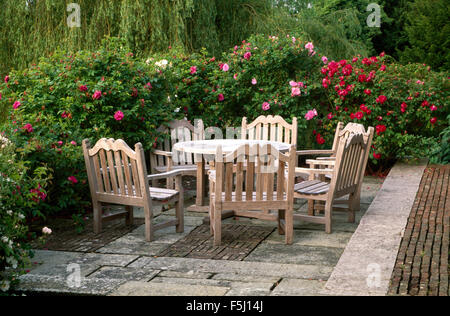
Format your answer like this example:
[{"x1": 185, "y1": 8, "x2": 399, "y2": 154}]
[
  {"x1": 373, "y1": 153, "x2": 382, "y2": 160},
  {"x1": 376, "y1": 95, "x2": 387, "y2": 104},
  {"x1": 316, "y1": 133, "x2": 325, "y2": 145}
]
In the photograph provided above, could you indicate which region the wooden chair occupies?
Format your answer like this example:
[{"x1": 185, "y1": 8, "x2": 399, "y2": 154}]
[
  {"x1": 297, "y1": 122, "x2": 374, "y2": 214},
  {"x1": 150, "y1": 119, "x2": 206, "y2": 188},
  {"x1": 293, "y1": 131, "x2": 373, "y2": 233},
  {"x1": 242, "y1": 115, "x2": 298, "y2": 146},
  {"x1": 82, "y1": 138, "x2": 186, "y2": 242},
  {"x1": 208, "y1": 144, "x2": 296, "y2": 246}
]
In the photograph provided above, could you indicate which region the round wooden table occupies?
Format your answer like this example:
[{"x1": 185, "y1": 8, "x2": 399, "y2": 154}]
[{"x1": 173, "y1": 139, "x2": 292, "y2": 212}]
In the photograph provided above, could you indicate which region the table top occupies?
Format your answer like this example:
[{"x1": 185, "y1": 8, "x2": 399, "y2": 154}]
[{"x1": 173, "y1": 139, "x2": 292, "y2": 155}]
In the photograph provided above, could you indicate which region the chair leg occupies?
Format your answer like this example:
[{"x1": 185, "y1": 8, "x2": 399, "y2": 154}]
[
  {"x1": 213, "y1": 204, "x2": 222, "y2": 246},
  {"x1": 348, "y1": 193, "x2": 356, "y2": 223},
  {"x1": 325, "y1": 202, "x2": 332, "y2": 234},
  {"x1": 209, "y1": 202, "x2": 215, "y2": 236},
  {"x1": 144, "y1": 204, "x2": 154, "y2": 242},
  {"x1": 278, "y1": 209, "x2": 286, "y2": 235},
  {"x1": 125, "y1": 206, "x2": 134, "y2": 226},
  {"x1": 175, "y1": 198, "x2": 184, "y2": 233},
  {"x1": 285, "y1": 207, "x2": 294, "y2": 245},
  {"x1": 93, "y1": 202, "x2": 102, "y2": 234},
  {"x1": 352, "y1": 191, "x2": 362, "y2": 212},
  {"x1": 308, "y1": 200, "x2": 315, "y2": 216}
]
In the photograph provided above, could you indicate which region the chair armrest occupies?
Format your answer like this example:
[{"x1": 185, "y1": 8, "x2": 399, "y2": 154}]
[
  {"x1": 305, "y1": 159, "x2": 336, "y2": 166},
  {"x1": 153, "y1": 150, "x2": 172, "y2": 157},
  {"x1": 315, "y1": 157, "x2": 336, "y2": 161},
  {"x1": 295, "y1": 167, "x2": 334, "y2": 176},
  {"x1": 147, "y1": 169, "x2": 189, "y2": 181},
  {"x1": 296, "y1": 150, "x2": 335, "y2": 156}
]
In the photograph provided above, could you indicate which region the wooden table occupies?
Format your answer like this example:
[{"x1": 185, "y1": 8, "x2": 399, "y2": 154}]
[{"x1": 173, "y1": 139, "x2": 292, "y2": 212}]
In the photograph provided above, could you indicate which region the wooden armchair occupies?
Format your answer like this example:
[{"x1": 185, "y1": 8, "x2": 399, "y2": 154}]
[
  {"x1": 293, "y1": 132, "x2": 372, "y2": 233},
  {"x1": 83, "y1": 138, "x2": 186, "y2": 242},
  {"x1": 150, "y1": 119, "x2": 206, "y2": 188},
  {"x1": 208, "y1": 144, "x2": 296, "y2": 246},
  {"x1": 297, "y1": 122, "x2": 374, "y2": 214},
  {"x1": 242, "y1": 115, "x2": 298, "y2": 146}
]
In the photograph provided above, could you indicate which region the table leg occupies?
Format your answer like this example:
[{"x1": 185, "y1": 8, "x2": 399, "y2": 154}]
[{"x1": 196, "y1": 159, "x2": 206, "y2": 207}]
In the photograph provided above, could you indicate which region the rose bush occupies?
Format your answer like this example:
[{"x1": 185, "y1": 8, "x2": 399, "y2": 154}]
[
  {"x1": 146, "y1": 34, "x2": 327, "y2": 147},
  {"x1": 316, "y1": 54, "x2": 449, "y2": 166},
  {"x1": 0, "y1": 38, "x2": 180, "y2": 218}
]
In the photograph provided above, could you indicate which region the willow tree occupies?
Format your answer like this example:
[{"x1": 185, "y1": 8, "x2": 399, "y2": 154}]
[{"x1": 0, "y1": 0, "x2": 371, "y2": 76}]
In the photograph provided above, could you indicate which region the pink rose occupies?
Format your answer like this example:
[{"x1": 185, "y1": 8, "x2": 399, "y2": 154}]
[
  {"x1": 114, "y1": 111, "x2": 124, "y2": 121},
  {"x1": 305, "y1": 109, "x2": 318, "y2": 121},
  {"x1": 305, "y1": 42, "x2": 314, "y2": 51},
  {"x1": 322, "y1": 56, "x2": 328, "y2": 64},
  {"x1": 13, "y1": 101, "x2": 21, "y2": 110},
  {"x1": 71, "y1": 141, "x2": 77, "y2": 146},
  {"x1": 57, "y1": 141, "x2": 63, "y2": 146},
  {"x1": 291, "y1": 87, "x2": 301, "y2": 97},
  {"x1": 430, "y1": 117, "x2": 437, "y2": 125},
  {"x1": 4, "y1": 76, "x2": 9, "y2": 83},
  {"x1": 190, "y1": 66, "x2": 197, "y2": 75},
  {"x1": 327, "y1": 113, "x2": 334, "y2": 120},
  {"x1": 222, "y1": 64, "x2": 229, "y2": 72},
  {"x1": 430, "y1": 105, "x2": 437, "y2": 111},
  {"x1": 251, "y1": 78, "x2": 257, "y2": 85},
  {"x1": 23, "y1": 124, "x2": 33, "y2": 133},
  {"x1": 244, "y1": 52, "x2": 252, "y2": 61},
  {"x1": 218, "y1": 94, "x2": 225, "y2": 102},
  {"x1": 92, "y1": 90, "x2": 102, "y2": 100},
  {"x1": 262, "y1": 102, "x2": 270, "y2": 111}
]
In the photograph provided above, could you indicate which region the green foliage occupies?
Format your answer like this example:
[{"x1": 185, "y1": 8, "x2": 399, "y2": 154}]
[
  {"x1": 431, "y1": 114, "x2": 450, "y2": 164},
  {"x1": 399, "y1": 0, "x2": 450, "y2": 71},
  {"x1": 0, "y1": 38, "x2": 179, "y2": 217},
  {"x1": 0, "y1": 138, "x2": 50, "y2": 292}
]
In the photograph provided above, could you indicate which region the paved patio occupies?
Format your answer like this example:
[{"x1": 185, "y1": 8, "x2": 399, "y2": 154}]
[{"x1": 16, "y1": 160, "x2": 432, "y2": 296}]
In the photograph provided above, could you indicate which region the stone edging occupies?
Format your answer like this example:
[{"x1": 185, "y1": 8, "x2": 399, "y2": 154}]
[{"x1": 321, "y1": 159, "x2": 428, "y2": 296}]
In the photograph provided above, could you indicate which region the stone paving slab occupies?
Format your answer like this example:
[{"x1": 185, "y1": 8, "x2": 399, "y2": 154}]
[
  {"x1": 321, "y1": 159, "x2": 428, "y2": 296},
  {"x1": 111, "y1": 281, "x2": 230, "y2": 296},
  {"x1": 128, "y1": 256, "x2": 333, "y2": 280},
  {"x1": 87, "y1": 267, "x2": 160, "y2": 282},
  {"x1": 245, "y1": 244, "x2": 343, "y2": 267},
  {"x1": 17, "y1": 274, "x2": 127, "y2": 296},
  {"x1": 263, "y1": 229, "x2": 353, "y2": 249},
  {"x1": 271, "y1": 278, "x2": 326, "y2": 296}
]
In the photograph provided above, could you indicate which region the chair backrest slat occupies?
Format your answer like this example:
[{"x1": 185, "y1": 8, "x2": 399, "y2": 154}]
[
  {"x1": 99, "y1": 149, "x2": 111, "y2": 193},
  {"x1": 114, "y1": 151, "x2": 126, "y2": 195},
  {"x1": 121, "y1": 151, "x2": 133, "y2": 196},
  {"x1": 215, "y1": 144, "x2": 295, "y2": 206},
  {"x1": 242, "y1": 116, "x2": 298, "y2": 146}
]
